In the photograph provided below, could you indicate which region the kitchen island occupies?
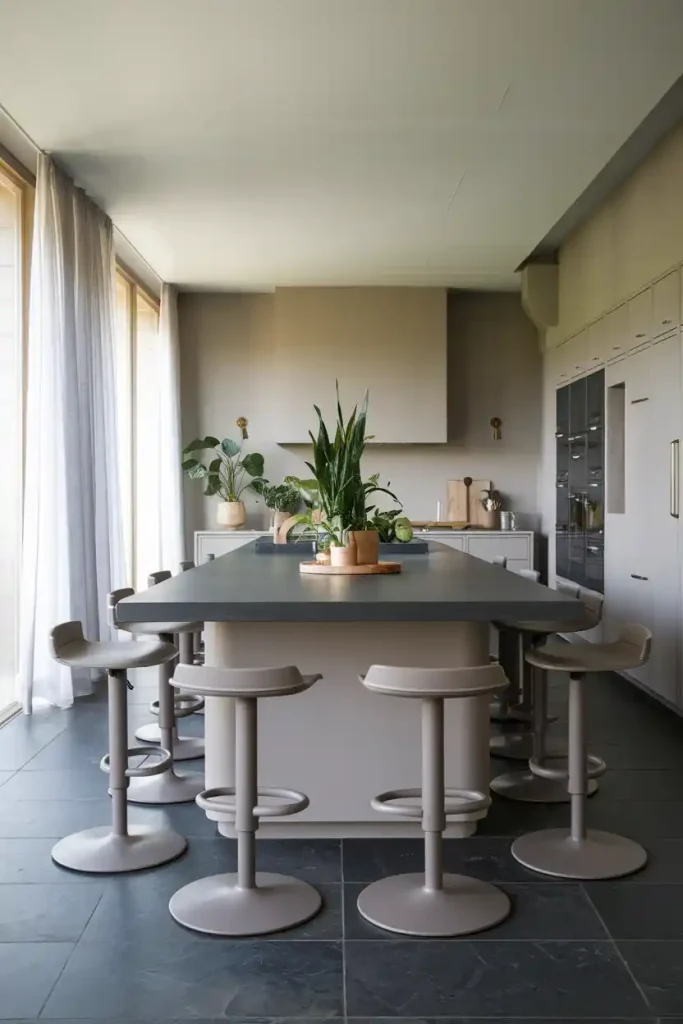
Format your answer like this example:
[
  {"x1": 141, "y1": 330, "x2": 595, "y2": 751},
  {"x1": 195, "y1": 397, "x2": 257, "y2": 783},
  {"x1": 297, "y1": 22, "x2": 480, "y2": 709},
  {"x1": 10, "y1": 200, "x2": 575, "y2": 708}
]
[{"x1": 117, "y1": 542, "x2": 580, "y2": 837}]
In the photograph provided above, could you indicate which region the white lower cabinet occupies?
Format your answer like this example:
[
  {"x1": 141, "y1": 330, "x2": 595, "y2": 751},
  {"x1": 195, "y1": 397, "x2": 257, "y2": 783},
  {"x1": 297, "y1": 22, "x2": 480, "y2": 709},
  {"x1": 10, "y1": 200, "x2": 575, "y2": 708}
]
[{"x1": 604, "y1": 333, "x2": 682, "y2": 708}]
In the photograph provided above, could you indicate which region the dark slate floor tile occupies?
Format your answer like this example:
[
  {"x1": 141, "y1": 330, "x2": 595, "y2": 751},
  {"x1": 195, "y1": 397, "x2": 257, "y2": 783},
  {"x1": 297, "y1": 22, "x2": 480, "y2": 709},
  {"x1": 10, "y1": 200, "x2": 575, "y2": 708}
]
[
  {"x1": 477, "y1": 797, "x2": 568, "y2": 836},
  {"x1": 618, "y1": 940, "x2": 683, "y2": 1015},
  {"x1": 597, "y1": 741, "x2": 683, "y2": 770},
  {"x1": 344, "y1": 881, "x2": 607, "y2": 941},
  {"x1": 0, "y1": 882, "x2": 102, "y2": 941},
  {"x1": 0, "y1": 770, "x2": 14, "y2": 788},
  {"x1": 348, "y1": 1019, "x2": 656, "y2": 1024},
  {"x1": 0, "y1": 767, "x2": 109, "y2": 800},
  {"x1": 0, "y1": 716, "x2": 69, "y2": 770},
  {"x1": 83, "y1": 879, "x2": 341, "y2": 943},
  {"x1": 20, "y1": 733, "x2": 105, "y2": 771},
  {"x1": 0, "y1": 799, "x2": 215, "y2": 839},
  {"x1": 598, "y1": 769, "x2": 683, "y2": 801},
  {"x1": 343, "y1": 836, "x2": 563, "y2": 884},
  {"x1": 587, "y1": 883, "x2": 683, "y2": 939},
  {"x1": 345, "y1": 939, "x2": 648, "y2": 1018},
  {"x1": 42, "y1": 937, "x2": 343, "y2": 1018},
  {"x1": 0, "y1": 941, "x2": 74, "y2": 1018},
  {"x1": 0, "y1": 838, "x2": 105, "y2": 883},
  {"x1": 585, "y1": 800, "x2": 683, "y2": 840}
]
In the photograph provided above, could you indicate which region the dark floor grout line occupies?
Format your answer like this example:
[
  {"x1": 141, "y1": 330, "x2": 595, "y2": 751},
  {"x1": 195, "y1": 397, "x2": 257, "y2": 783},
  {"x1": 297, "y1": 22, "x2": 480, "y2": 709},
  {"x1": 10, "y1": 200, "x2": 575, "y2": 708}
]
[
  {"x1": 582, "y1": 883, "x2": 654, "y2": 1014},
  {"x1": 33, "y1": 890, "x2": 105, "y2": 1018},
  {"x1": 340, "y1": 838, "x2": 347, "y2": 1020}
]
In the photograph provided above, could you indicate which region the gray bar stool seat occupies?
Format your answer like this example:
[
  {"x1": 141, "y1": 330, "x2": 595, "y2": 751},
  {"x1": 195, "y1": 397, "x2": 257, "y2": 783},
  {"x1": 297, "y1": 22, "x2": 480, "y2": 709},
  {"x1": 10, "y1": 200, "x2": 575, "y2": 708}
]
[
  {"x1": 49, "y1": 621, "x2": 186, "y2": 873},
  {"x1": 110, "y1": 587, "x2": 204, "y2": 804},
  {"x1": 357, "y1": 663, "x2": 511, "y2": 937},
  {"x1": 511, "y1": 625, "x2": 651, "y2": 880},
  {"x1": 167, "y1": 664, "x2": 323, "y2": 936},
  {"x1": 491, "y1": 590, "x2": 604, "y2": 802}
]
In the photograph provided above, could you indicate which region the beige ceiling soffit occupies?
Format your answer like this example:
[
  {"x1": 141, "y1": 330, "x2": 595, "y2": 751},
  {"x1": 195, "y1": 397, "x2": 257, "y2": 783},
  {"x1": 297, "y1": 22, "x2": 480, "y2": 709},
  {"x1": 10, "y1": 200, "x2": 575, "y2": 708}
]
[
  {"x1": 0, "y1": 103, "x2": 38, "y2": 179},
  {"x1": 521, "y1": 264, "x2": 558, "y2": 332}
]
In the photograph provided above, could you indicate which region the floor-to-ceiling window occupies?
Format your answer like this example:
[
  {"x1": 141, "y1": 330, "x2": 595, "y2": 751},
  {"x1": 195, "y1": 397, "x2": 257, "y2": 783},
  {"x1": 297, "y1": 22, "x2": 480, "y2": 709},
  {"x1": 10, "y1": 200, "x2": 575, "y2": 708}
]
[
  {"x1": 114, "y1": 268, "x2": 161, "y2": 590},
  {"x1": 0, "y1": 160, "x2": 31, "y2": 716}
]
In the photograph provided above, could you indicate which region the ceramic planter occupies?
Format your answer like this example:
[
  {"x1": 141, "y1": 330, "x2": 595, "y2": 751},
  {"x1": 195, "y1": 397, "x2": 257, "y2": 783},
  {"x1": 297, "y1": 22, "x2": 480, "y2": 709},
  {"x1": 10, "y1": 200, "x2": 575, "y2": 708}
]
[
  {"x1": 329, "y1": 540, "x2": 358, "y2": 567},
  {"x1": 350, "y1": 529, "x2": 379, "y2": 565},
  {"x1": 271, "y1": 509, "x2": 291, "y2": 534},
  {"x1": 217, "y1": 500, "x2": 246, "y2": 528}
]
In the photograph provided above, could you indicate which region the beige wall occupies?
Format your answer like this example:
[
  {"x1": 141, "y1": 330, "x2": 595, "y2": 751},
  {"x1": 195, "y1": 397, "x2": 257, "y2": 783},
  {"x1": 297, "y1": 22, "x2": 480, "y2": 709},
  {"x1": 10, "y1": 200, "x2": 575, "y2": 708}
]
[
  {"x1": 541, "y1": 120, "x2": 683, "y2": 580},
  {"x1": 179, "y1": 289, "x2": 541, "y2": 550}
]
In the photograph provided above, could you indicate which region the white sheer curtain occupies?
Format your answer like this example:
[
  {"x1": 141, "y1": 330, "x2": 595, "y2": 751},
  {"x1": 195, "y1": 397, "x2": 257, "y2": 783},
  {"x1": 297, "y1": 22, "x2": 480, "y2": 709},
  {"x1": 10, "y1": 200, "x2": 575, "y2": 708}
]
[
  {"x1": 18, "y1": 155, "x2": 124, "y2": 712},
  {"x1": 154, "y1": 283, "x2": 185, "y2": 572}
]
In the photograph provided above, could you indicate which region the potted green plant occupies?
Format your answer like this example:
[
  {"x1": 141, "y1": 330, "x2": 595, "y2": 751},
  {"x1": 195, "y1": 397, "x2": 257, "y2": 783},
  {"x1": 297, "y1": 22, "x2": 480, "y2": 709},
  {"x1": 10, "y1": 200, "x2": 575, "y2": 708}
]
[
  {"x1": 292, "y1": 388, "x2": 399, "y2": 565},
  {"x1": 252, "y1": 480, "x2": 301, "y2": 535},
  {"x1": 181, "y1": 436, "x2": 265, "y2": 528}
]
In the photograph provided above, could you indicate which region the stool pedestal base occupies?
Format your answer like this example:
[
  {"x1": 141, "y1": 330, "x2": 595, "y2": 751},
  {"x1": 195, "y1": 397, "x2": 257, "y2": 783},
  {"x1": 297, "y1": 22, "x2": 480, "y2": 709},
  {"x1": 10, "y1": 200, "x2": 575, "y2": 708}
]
[
  {"x1": 51, "y1": 824, "x2": 187, "y2": 874},
  {"x1": 135, "y1": 723, "x2": 205, "y2": 761},
  {"x1": 491, "y1": 770, "x2": 598, "y2": 803},
  {"x1": 490, "y1": 731, "x2": 565, "y2": 761},
  {"x1": 126, "y1": 769, "x2": 204, "y2": 805},
  {"x1": 511, "y1": 828, "x2": 647, "y2": 880},
  {"x1": 168, "y1": 872, "x2": 322, "y2": 936},
  {"x1": 357, "y1": 872, "x2": 510, "y2": 937}
]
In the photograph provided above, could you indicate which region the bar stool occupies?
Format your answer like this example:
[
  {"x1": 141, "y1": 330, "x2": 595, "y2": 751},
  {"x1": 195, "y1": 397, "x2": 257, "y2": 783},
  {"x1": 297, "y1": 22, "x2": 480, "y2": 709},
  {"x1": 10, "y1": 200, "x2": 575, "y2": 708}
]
[
  {"x1": 129, "y1": 571, "x2": 205, "y2": 761},
  {"x1": 511, "y1": 624, "x2": 651, "y2": 879},
  {"x1": 492, "y1": 555, "x2": 508, "y2": 568},
  {"x1": 357, "y1": 663, "x2": 511, "y2": 936},
  {"x1": 49, "y1": 621, "x2": 187, "y2": 873},
  {"x1": 109, "y1": 587, "x2": 204, "y2": 804},
  {"x1": 491, "y1": 590, "x2": 604, "y2": 802},
  {"x1": 167, "y1": 663, "x2": 323, "y2": 936}
]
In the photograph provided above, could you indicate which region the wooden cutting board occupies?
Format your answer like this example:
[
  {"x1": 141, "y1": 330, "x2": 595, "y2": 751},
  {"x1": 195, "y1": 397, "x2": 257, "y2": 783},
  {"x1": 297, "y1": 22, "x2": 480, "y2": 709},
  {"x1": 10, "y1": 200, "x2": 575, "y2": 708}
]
[{"x1": 447, "y1": 479, "x2": 492, "y2": 527}]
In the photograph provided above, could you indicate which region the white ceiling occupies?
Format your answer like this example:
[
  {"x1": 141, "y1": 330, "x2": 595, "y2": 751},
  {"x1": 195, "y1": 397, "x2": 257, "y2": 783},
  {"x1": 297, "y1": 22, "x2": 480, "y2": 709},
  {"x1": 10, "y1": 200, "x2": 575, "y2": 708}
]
[{"x1": 1, "y1": 0, "x2": 683, "y2": 291}]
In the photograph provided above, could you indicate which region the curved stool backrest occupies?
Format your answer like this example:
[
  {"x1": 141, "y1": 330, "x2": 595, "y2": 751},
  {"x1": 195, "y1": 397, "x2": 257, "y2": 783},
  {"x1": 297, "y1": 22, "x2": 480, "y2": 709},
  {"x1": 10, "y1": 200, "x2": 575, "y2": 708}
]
[
  {"x1": 107, "y1": 587, "x2": 135, "y2": 629},
  {"x1": 174, "y1": 662, "x2": 320, "y2": 699},
  {"x1": 179, "y1": 560, "x2": 195, "y2": 572},
  {"x1": 50, "y1": 620, "x2": 86, "y2": 661},
  {"x1": 148, "y1": 570, "x2": 171, "y2": 587},
  {"x1": 363, "y1": 663, "x2": 508, "y2": 699},
  {"x1": 620, "y1": 623, "x2": 652, "y2": 665},
  {"x1": 517, "y1": 568, "x2": 540, "y2": 582},
  {"x1": 492, "y1": 555, "x2": 507, "y2": 568},
  {"x1": 557, "y1": 580, "x2": 580, "y2": 598}
]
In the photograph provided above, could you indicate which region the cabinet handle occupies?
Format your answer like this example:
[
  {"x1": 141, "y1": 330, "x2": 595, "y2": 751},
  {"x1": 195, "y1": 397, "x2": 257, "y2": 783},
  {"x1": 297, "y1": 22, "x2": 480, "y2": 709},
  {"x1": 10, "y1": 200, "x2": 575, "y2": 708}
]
[
  {"x1": 663, "y1": 318, "x2": 673, "y2": 324},
  {"x1": 635, "y1": 332, "x2": 647, "y2": 339},
  {"x1": 671, "y1": 439, "x2": 680, "y2": 519},
  {"x1": 630, "y1": 574, "x2": 649, "y2": 581},
  {"x1": 630, "y1": 397, "x2": 649, "y2": 404}
]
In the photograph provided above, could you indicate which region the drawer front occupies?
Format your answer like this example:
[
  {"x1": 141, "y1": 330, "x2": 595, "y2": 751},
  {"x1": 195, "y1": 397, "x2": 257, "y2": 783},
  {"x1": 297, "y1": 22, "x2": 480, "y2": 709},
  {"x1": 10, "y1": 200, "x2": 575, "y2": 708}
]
[
  {"x1": 466, "y1": 535, "x2": 530, "y2": 564},
  {"x1": 428, "y1": 536, "x2": 465, "y2": 551},
  {"x1": 586, "y1": 320, "x2": 607, "y2": 368},
  {"x1": 605, "y1": 303, "x2": 629, "y2": 362},
  {"x1": 652, "y1": 269, "x2": 680, "y2": 338},
  {"x1": 567, "y1": 329, "x2": 589, "y2": 377},
  {"x1": 627, "y1": 289, "x2": 653, "y2": 350}
]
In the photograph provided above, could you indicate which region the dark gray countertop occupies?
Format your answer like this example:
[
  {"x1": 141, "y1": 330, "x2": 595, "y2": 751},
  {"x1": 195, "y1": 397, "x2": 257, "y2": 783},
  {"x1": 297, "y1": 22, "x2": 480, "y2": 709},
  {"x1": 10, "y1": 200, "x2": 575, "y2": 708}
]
[{"x1": 116, "y1": 541, "x2": 582, "y2": 624}]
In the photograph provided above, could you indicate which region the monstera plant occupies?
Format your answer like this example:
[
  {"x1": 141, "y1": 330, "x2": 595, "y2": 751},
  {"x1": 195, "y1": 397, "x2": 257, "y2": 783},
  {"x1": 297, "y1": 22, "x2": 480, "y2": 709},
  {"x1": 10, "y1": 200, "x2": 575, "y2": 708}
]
[{"x1": 182, "y1": 436, "x2": 265, "y2": 528}]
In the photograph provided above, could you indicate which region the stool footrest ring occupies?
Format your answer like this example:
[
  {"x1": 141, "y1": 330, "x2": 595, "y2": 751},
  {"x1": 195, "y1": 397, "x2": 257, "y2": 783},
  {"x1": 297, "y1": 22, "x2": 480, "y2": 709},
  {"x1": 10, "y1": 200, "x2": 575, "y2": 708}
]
[
  {"x1": 529, "y1": 753, "x2": 607, "y2": 782},
  {"x1": 196, "y1": 785, "x2": 309, "y2": 819},
  {"x1": 371, "y1": 786, "x2": 491, "y2": 819},
  {"x1": 100, "y1": 746, "x2": 172, "y2": 778},
  {"x1": 149, "y1": 695, "x2": 204, "y2": 719}
]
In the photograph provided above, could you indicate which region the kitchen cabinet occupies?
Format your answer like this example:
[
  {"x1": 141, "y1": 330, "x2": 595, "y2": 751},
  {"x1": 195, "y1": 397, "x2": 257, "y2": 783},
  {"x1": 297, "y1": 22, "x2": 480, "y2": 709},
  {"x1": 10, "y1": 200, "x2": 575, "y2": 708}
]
[
  {"x1": 604, "y1": 335, "x2": 682, "y2": 707},
  {"x1": 586, "y1": 320, "x2": 607, "y2": 368},
  {"x1": 555, "y1": 370, "x2": 604, "y2": 592},
  {"x1": 604, "y1": 303, "x2": 629, "y2": 362},
  {"x1": 652, "y1": 269, "x2": 680, "y2": 339},
  {"x1": 554, "y1": 342, "x2": 572, "y2": 386},
  {"x1": 195, "y1": 531, "x2": 267, "y2": 563},
  {"x1": 567, "y1": 329, "x2": 589, "y2": 378},
  {"x1": 627, "y1": 288, "x2": 653, "y2": 351}
]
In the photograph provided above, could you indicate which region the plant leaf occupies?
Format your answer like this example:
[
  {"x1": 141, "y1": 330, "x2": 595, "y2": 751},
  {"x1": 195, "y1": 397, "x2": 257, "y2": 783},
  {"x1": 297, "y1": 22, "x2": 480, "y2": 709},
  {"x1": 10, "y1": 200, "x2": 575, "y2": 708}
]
[
  {"x1": 188, "y1": 463, "x2": 208, "y2": 480},
  {"x1": 221, "y1": 438, "x2": 240, "y2": 458},
  {"x1": 242, "y1": 452, "x2": 265, "y2": 477}
]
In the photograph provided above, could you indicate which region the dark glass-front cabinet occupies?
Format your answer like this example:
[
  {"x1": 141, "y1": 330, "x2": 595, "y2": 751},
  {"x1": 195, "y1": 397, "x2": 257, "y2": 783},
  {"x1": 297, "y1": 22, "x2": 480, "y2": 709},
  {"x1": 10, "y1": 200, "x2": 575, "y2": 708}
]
[{"x1": 556, "y1": 369, "x2": 604, "y2": 592}]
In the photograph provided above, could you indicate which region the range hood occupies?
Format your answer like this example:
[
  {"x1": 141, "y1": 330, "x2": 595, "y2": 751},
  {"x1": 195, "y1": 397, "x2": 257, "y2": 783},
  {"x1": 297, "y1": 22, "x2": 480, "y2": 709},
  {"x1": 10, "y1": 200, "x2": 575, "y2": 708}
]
[{"x1": 269, "y1": 287, "x2": 448, "y2": 444}]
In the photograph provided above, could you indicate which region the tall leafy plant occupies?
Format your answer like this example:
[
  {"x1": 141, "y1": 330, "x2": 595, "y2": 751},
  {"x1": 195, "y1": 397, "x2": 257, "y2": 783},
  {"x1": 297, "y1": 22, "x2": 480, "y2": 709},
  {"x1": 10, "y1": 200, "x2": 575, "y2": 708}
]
[
  {"x1": 296, "y1": 387, "x2": 398, "y2": 545},
  {"x1": 182, "y1": 436, "x2": 265, "y2": 501}
]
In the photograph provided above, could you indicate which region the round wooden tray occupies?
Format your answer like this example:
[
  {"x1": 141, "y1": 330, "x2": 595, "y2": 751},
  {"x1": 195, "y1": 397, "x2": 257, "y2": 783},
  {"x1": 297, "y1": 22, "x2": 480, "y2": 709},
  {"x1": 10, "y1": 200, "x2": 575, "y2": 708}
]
[{"x1": 299, "y1": 560, "x2": 402, "y2": 576}]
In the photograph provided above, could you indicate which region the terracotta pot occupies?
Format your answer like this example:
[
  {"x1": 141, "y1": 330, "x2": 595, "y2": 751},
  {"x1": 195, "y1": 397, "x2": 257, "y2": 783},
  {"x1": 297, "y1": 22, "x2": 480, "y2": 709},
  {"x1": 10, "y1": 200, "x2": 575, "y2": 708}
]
[
  {"x1": 216, "y1": 500, "x2": 246, "y2": 528},
  {"x1": 329, "y1": 540, "x2": 357, "y2": 567},
  {"x1": 350, "y1": 529, "x2": 379, "y2": 565},
  {"x1": 480, "y1": 509, "x2": 499, "y2": 529}
]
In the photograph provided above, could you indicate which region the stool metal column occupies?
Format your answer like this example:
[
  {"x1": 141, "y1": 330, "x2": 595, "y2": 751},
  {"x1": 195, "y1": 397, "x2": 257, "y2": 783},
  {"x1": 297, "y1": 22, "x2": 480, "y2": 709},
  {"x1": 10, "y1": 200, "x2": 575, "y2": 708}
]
[
  {"x1": 357, "y1": 663, "x2": 511, "y2": 936},
  {"x1": 167, "y1": 664, "x2": 323, "y2": 936},
  {"x1": 49, "y1": 621, "x2": 187, "y2": 873}
]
